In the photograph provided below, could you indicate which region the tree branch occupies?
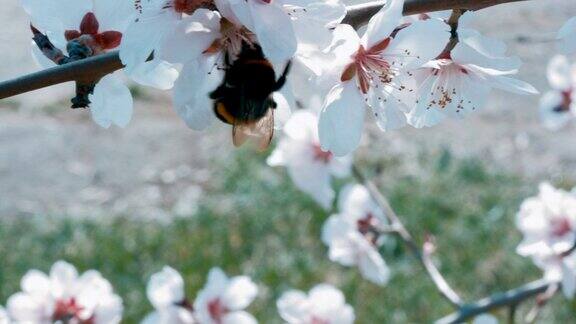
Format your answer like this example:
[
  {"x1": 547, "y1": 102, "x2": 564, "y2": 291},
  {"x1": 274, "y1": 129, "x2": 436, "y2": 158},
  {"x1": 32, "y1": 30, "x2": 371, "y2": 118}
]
[
  {"x1": 0, "y1": 0, "x2": 530, "y2": 101},
  {"x1": 343, "y1": 0, "x2": 528, "y2": 28},
  {"x1": 352, "y1": 164, "x2": 463, "y2": 308},
  {"x1": 435, "y1": 279, "x2": 552, "y2": 324}
]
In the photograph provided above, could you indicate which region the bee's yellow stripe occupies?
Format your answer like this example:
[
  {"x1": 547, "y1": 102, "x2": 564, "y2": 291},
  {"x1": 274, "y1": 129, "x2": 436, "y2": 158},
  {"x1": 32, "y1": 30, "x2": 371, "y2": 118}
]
[{"x1": 216, "y1": 103, "x2": 236, "y2": 124}]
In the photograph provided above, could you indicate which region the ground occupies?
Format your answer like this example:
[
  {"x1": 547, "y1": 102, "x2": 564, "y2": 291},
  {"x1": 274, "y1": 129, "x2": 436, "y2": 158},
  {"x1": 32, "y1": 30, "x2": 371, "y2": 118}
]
[{"x1": 0, "y1": 0, "x2": 576, "y2": 323}]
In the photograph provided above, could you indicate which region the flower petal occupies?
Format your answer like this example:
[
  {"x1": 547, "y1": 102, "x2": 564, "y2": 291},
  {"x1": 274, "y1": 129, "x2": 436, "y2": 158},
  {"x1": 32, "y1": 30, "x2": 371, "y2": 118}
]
[
  {"x1": 539, "y1": 90, "x2": 573, "y2": 131},
  {"x1": 160, "y1": 9, "x2": 221, "y2": 64},
  {"x1": 173, "y1": 55, "x2": 223, "y2": 130},
  {"x1": 358, "y1": 245, "x2": 390, "y2": 286},
  {"x1": 147, "y1": 267, "x2": 185, "y2": 310},
  {"x1": 276, "y1": 290, "x2": 309, "y2": 323},
  {"x1": 233, "y1": 1, "x2": 297, "y2": 63},
  {"x1": 6, "y1": 292, "x2": 48, "y2": 322},
  {"x1": 129, "y1": 59, "x2": 179, "y2": 90},
  {"x1": 221, "y1": 276, "x2": 258, "y2": 311},
  {"x1": 319, "y1": 82, "x2": 366, "y2": 157},
  {"x1": 466, "y1": 64, "x2": 539, "y2": 95},
  {"x1": 546, "y1": 55, "x2": 573, "y2": 90},
  {"x1": 384, "y1": 18, "x2": 451, "y2": 70},
  {"x1": 93, "y1": 0, "x2": 135, "y2": 32},
  {"x1": 22, "y1": 0, "x2": 91, "y2": 31},
  {"x1": 308, "y1": 284, "x2": 345, "y2": 312},
  {"x1": 222, "y1": 311, "x2": 258, "y2": 324},
  {"x1": 364, "y1": 0, "x2": 405, "y2": 48},
  {"x1": 119, "y1": 10, "x2": 178, "y2": 74},
  {"x1": 89, "y1": 74, "x2": 134, "y2": 128},
  {"x1": 451, "y1": 31, "x2": 522, "y2": 72}
]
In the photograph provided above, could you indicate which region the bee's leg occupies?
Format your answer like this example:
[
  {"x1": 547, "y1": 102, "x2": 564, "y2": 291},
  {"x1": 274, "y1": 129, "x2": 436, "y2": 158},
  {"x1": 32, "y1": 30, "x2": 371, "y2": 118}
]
[
  {"x1": 268, "y1": 98, "x2": 278, "y2": 109},
  {"x1": 272, "y1": 60, "x2": 292, "y2": 91},
  {"x1": 209, "y1": 86, "x2": 225, "y2": 99}
]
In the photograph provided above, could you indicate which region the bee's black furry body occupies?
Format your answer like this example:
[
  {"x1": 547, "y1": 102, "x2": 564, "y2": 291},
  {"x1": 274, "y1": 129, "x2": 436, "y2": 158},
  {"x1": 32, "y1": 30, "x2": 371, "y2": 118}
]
[{"x1": 210, "y1": 42, "x2": 290, "y2": 125}]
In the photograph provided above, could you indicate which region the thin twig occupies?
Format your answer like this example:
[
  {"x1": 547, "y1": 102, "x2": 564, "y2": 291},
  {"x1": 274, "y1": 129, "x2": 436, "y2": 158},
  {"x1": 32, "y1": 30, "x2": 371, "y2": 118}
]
[
  {"x1": 0, "y1": 0, "x2": 530, "y2": 100},
  {"x1": 351, "y1": 164, "x2": 463, "y2": 308},
  {"x1": 508, "y1": 303, "x2": 517, "y2": 324},
  {"x1": 525, "y1": 282, "x2": 559, "y2": 323},
  {"x1": 435, "y1": 279, "x2": 552, "y2": 324}
]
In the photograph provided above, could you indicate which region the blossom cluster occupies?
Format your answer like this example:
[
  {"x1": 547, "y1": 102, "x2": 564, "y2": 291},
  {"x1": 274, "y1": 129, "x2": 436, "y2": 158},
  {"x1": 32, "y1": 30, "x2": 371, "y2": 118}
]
[
  {"x1": 21, "y1": 0, "x2": 543, "y2": 157},
  {"x1": 0, "y1": 261, "x2": 358, "y2": 324}
]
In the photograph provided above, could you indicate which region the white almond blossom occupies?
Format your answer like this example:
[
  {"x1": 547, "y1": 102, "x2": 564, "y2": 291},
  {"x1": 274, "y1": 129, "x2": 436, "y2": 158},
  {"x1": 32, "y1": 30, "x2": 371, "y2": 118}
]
[
  {"x1": 194, "y1": 268, "x2": 258, "y2": 324},
  {"x1": 517, "y1": 183, "x2": 576, "y2": 258},
  {"x1": 23, "y1": 0, "x2": 177, "y2": 128},
  {"x1": 142, "y1": 266, "x2": 195, "y2": 324},
  {"x1": 322, "y1": 184, "x2": 390, "y2": 285},
  {"x1": 317, "y1": 0, "x2": 451, "y2": 156},
  {"x1": 404, "y1": 13, "x2": 538, "y2": 128},
  {"x1": 5, "y1": 261, "x2": 123, "y2": 323},
  {"x1": 516, "y1": 183, "x2": 576, "y2": 298},
  {"x1": 558, "y1": 16, "x2": 576, "y2": 54},
  {"x1": 539, "y1": 55, "x2": 575, "y2": 130},
  {"x1": 161, "y1": 0, "x2": 343, "y2": 131},
  {"x1": 267, "y1": 110, "x2": 352, "y2": 209},
  {"x1": 277, "y1": 284, "x2": 354, "y2": 324}
]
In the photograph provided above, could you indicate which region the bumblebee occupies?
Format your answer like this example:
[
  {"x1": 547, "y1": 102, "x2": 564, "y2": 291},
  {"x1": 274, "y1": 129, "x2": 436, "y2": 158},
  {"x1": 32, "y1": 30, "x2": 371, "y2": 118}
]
[{"x1": 210, "y1": 42, "x2": 291, "y2": 150}]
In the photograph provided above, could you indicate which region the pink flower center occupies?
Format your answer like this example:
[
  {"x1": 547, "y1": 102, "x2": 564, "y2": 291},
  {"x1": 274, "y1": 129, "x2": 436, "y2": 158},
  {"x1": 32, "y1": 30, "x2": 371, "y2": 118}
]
[
  {"x1": 551, "y1": 217, "x2": 572, "y2": 237},
  {"x1": 420, "y1": 58, "x2": 476, "y2": 114},
  {"x1": 64, "y1": 12, "x2": 122, "y2": 54},
  {"x1": 172, "y1": 0, "x2": 215, "y2": 14},
  {"x1": 357, "y1": 213, "x2": 380, "y2": 246},
  {"x1": 341, "y1": 39, "x2": 394, "y2": 94},
  {"x1": 313, "y1": 144, "x2": 333, "y2": 164},
  {"x1": 555, "y1": 90, "x2": 573, "y2": 113},
  {"x1": 208, "y1": 298, "x2": 228, "y2": 323},
  {"x1": 53, "y1": 298, "x2": 93, "y2": 323},
  {"x1": 203, "y1": 18, "x2": 256, "y2": 59}
]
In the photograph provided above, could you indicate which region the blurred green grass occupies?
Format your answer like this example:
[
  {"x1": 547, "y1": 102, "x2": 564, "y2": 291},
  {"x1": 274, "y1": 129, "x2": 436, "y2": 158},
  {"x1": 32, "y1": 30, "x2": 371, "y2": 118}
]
[{"x1": 0, "y1": 149, "x2": 575, "y2": 323}]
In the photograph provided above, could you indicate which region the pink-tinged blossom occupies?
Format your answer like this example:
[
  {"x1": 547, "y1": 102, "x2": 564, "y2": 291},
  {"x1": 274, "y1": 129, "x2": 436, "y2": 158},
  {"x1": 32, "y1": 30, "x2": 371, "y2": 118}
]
[
  {"x1": 322, "y1": 184, "x2": 390, "y2": 285},
  {"x1": 23, "y1": 0, "x2": 177, "y2": 128},
  {"x1": 194, "y1": 268, "x2": 258, "y2": 324},
  {"x1": 142, "y1": 267, "x2": 196, "y2": 324},
  {"x1": 318, "y1": 0, "x2": 451, "y2": 156},
  {"x1": 539, "y1": 55, "x2": 576, "y2": 130},
  {"x1": 516, "y1": 183, "x2": 576, "y2": 298},
  {"x1": 517, "y1": 183, "x2": 576, "y2": 258},
  {"x1": 277, "y1": 284, "x2": 354, "y2": 324},
  {"x1": 404, "y1": 13, "x2": 538, "y2": 128},
  {"x1": 6, "y1": 261, "x2": 123, "y2": 324},
  {"x1": 558, "y1": 16, "x2": 576, "y2": 54},
  {"x1": 267, "y1": 110, "x2": 352, "y2": 210}
]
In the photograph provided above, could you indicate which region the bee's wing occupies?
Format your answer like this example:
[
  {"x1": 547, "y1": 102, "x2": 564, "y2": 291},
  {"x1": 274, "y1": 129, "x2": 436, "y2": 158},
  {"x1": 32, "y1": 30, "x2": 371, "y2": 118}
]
[{"x1": 232, "y1": 108, "x2": 274, "y2": 151}]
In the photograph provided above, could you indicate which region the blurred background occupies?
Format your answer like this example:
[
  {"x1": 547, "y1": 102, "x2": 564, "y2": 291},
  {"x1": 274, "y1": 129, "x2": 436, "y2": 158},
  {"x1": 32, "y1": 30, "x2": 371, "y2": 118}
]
[{"x1": 1, "y1": 0, "x2": 576, "y2": 322}]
